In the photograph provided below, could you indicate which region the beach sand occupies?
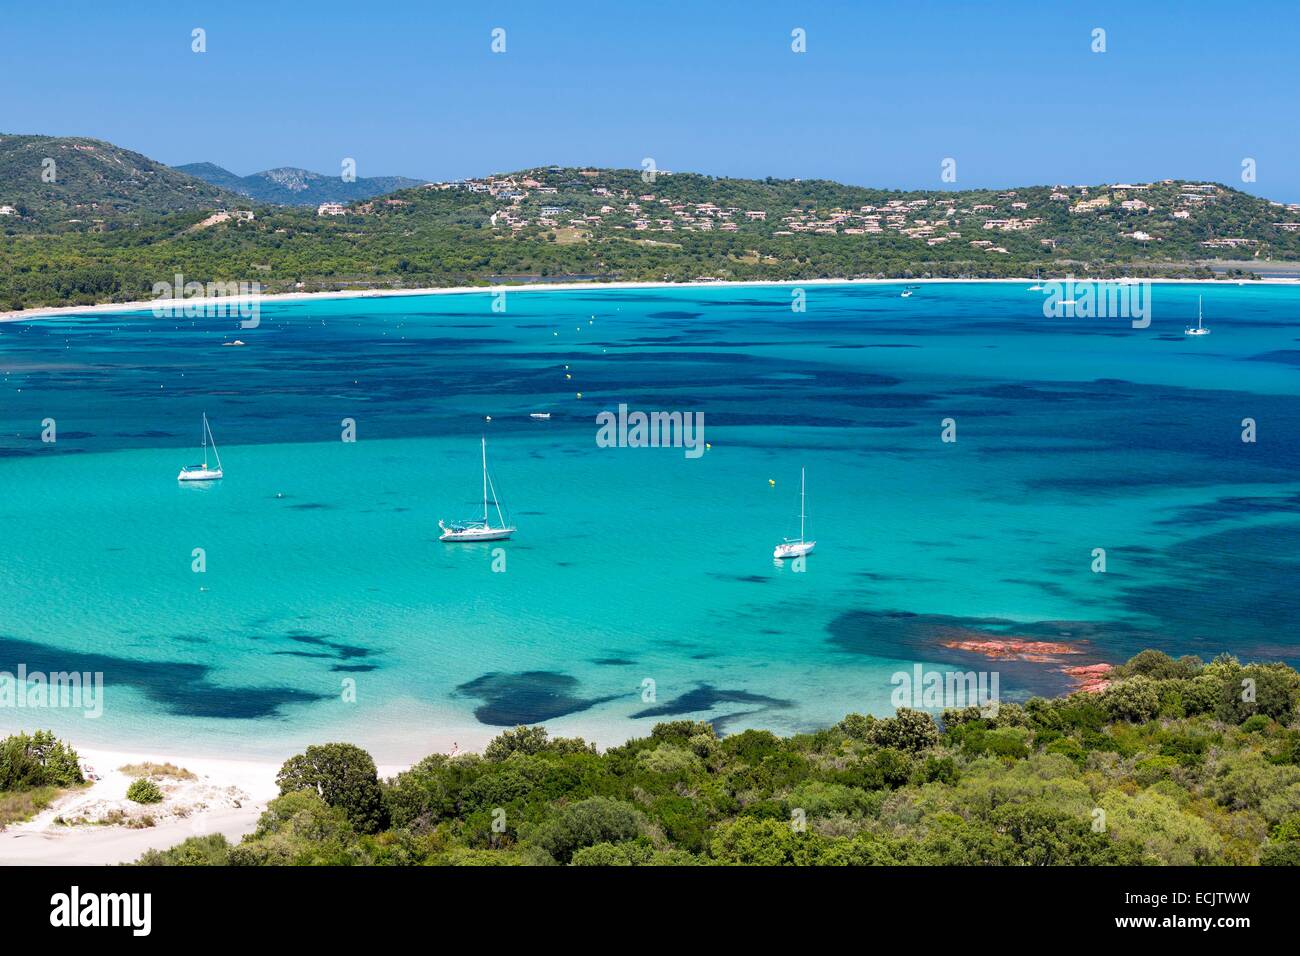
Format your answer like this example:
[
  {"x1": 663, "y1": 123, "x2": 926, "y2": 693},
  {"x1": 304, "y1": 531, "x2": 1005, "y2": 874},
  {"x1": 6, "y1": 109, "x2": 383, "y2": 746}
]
[
  {"x1": 0, "y1": 746, "x2": 408, "y2": 865},
  {"x1": 0, "y1": 275, "x2": 1288, "y2": 324}
]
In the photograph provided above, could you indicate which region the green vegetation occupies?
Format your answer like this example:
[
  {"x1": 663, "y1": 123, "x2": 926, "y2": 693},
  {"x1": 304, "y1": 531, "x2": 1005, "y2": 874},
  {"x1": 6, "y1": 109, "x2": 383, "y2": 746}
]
[
  {"x1": 0, "y1": 786, "x2": 65, "y2": 828},
  {"x1": 125, "y1": 778, "x2": 164, "y2": 804},
  {"x1": 0, "y1": 730, "x2": 84, "y2": 791},
  {"x1": 136, "y1": 651, "x2": 1300, "y2": 866},
  {"x1": 0, "y1": 731, "x2": 85, "y2": 827},
  {"x1": 0, "y1": 134, "x2": 239, "y2": 227},
  {"x1": 4, "y1": 144, "x2": 1298, "y2": 313}
]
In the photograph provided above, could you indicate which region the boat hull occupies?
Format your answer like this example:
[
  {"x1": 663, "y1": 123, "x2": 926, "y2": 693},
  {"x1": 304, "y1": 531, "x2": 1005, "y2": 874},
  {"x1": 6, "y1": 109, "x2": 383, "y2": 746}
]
[
  {"x1": 439, "y1": 523, "x2": 515, "y2": 542},
  {"x1": 178, "y1": 469, "x2": 223, "y2": 482},
  {"x1": 773, "y1": 541, "x2": 815, "y2": 559}
]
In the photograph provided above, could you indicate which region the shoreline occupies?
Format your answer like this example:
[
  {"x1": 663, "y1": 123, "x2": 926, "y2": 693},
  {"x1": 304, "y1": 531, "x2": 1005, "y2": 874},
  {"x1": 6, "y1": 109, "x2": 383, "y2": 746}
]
[
  {"x1": 0, "y1": 743, "x2": 410, "y2": 865},
  {"x1": 2, "y1": 274, "x2": 1295, "y2": 324}
]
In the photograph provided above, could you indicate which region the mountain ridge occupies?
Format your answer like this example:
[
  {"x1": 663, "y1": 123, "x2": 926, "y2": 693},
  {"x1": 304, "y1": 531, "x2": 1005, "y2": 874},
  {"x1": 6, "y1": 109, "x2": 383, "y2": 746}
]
[{"x1": 174, "y1": 161, "x2": 427, "y2": 205}]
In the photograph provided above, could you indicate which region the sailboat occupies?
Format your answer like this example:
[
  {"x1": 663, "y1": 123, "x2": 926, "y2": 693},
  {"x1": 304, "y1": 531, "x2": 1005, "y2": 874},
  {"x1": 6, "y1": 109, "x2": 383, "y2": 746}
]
[
  {"x1": 177, "y1": 413, "x2": 223, "y2": 482},
  {"x1": 773, "y1": 468, "x2": 815, "y2": 559},
  {"x1": 439, "y1": 437, "x2": 516, "y2": 542},
  {"x1": 1185, "y1": 296, "x2": 1211, "y2": 336}
]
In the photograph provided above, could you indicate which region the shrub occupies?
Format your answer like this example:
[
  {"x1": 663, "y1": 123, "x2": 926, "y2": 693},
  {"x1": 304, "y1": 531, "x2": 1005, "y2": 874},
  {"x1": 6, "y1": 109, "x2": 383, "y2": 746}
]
[
  {"x1": 484, "y1": 726, "x2": 595, "y2": 762},
  {"x1": 709, "y1": 816, "x2": 826, "y2": 865},
  {"x1": 126, "y1": 778, "x2": 164, "y2": 804},
  {"x1": 1102, "y1": 677, "x2": 1160, "y2": 723},
  {"x1": 837, "y1": 713, "x2": 875, "y2": 740},
  {"x1": 1113, "y1": 650, "x2": 1201, "y2": 681},
  {"x1": 531, "y1": 797, "x2": 644, "y2": 863},
  {"x1": 570, "y1": 841, "x2": 655, "y2": 866},
  {"x1": 869, "y1": 709, "x2": 939, "y2": 753},
  {"x1": 135, "y1": 833, "x2": 231, "y2": 865},
  {"x1": 1241, "y1": 715, "x2": 1272, "y2": 734},
  {"x1": 1215, "y1": 664, "x2": 1300, "y2": 725},
  {"x1": 636, "y1": 745, "x2": 703, "y2": 777}
]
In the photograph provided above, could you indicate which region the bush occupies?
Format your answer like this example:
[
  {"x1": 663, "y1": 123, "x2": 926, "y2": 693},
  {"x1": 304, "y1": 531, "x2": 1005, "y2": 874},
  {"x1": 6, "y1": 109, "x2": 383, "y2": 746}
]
[
  {"x1": 636, "y1": 745, "x2": 702, "y2": 777},
  {"x1": 1113, "y1": 650, "x2": 1202, "y2": 681},
  {"x1": 1215, "y1": 664, "x2": 1300, "y2": 725},
  {"x1": 135, "y1": 833, "x2": 231, "y2": 865},
  {"x1": 869, "y1": 709, "x2": 939, "y2": 753},
  {"x1": 1102, "y1": 677, "x2": 1160, "y2": 723},
  {"x1": 531, "y1": 797, "x2": 644, "y2": 863},
  {"x1": 837, "y1": 713, "x2": 875, "y2": 740},
  {"x1": 276, "y1": 743, "x2": 388, "y2": 834},
  {"x1": 126, "y1": 778, "x2": 164, "y2": 804},
  {"x1": 484, "y1": 726, "x2": 595, "y2": 762}
]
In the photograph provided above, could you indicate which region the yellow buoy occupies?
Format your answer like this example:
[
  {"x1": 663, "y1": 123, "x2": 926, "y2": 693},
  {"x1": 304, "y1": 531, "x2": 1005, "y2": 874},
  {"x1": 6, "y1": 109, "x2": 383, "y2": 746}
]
[{"x1": 768, "y1": 479, "x2": 776, "y2": 487}]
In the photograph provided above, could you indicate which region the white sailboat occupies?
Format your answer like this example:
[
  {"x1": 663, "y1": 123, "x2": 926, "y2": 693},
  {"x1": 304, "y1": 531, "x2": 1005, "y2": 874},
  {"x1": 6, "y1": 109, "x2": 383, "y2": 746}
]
[
  {"x1": 1185, "y1": 296, "x2": 1211, "y2": 336},
  {"x1": 439, "y1": 437, "x2": 516, "y2": 542},
  {"x1": 773, "y1": 468, "x2": 815, "y2": 559},
  {"x1": 177, "y1": 413, "x2": 223, "y2": 482}
]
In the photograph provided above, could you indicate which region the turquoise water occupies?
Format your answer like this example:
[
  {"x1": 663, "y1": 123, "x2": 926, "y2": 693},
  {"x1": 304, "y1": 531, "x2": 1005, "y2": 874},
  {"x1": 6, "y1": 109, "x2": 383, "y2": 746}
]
[{"x1": 2, "y1": 282, "x2": 1298, "y2": 761}]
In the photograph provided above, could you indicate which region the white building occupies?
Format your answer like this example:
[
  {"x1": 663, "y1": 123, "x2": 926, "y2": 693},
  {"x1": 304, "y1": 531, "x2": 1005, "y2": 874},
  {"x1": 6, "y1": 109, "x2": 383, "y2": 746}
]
[{"x1": 317, "y1": 203, "x2": 347, "y2": 216}]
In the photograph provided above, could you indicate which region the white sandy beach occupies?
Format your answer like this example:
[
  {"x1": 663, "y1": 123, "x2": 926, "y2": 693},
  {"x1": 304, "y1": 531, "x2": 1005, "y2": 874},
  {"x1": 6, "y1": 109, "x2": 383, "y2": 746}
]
[
  {"x1": 0, "y1": 746, "x2": 410, "y2": 866},
  {"x1": 1, "y1": 274, "x2": 1294, "y2": 324}
]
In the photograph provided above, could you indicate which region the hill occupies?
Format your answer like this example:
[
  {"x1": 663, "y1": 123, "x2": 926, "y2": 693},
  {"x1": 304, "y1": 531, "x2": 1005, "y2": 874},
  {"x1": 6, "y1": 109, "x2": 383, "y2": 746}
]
[
  {"x1": 174, "y1": 162, "x2": 427, "y2": 205},
  {"x1": 0, "y1": 134, "x2": 241, "y2": 226},
  {"x1": 5, "y1": 137, "x2": 1300, "y2": 312}
]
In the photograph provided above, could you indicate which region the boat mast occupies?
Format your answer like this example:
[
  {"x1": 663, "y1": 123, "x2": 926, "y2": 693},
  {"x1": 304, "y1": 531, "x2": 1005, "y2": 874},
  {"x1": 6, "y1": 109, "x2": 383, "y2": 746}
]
[
  {"x1": 1198, "y1": 295, "x2": 1203, "y2": 329},
  {"x1": 481, "y1": 436, "x2": 489, "y2": 524},
  {"x1": 201, "y1": 412, "x2": 208, "y2": 465},
  {"x1": 799, "y1": 467, "x2": 806, "y2": 544}
]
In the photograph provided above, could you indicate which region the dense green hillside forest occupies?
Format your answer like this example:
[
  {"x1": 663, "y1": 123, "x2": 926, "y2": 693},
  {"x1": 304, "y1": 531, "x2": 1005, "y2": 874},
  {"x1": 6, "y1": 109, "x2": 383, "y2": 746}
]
[
  {"x1": 127, "y1": 651, "x2": 1300, "y2": 866},
  {"x1": 4, "y1": 138, "x2": 1300, "y2": 312},
  {"x1": 0, "y1": 135, "x2": 240, "y2": 227}
]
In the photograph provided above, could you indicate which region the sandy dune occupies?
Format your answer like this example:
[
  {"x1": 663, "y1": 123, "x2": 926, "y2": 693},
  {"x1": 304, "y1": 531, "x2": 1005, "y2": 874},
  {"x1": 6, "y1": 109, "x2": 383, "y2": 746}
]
[{"x1": 0, "y1": 748, "x2": 278, "y2": 866}]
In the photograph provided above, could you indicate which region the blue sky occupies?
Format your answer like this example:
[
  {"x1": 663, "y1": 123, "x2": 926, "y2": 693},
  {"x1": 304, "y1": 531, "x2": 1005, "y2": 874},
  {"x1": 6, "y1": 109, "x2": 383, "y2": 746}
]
[{"x1": 5, "y1": 0, "x2": 1299, "y2": 199}]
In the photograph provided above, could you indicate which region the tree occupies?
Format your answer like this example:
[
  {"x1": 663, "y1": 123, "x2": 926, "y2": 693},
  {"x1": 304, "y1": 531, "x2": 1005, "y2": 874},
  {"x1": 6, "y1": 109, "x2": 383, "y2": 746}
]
[
  {"x1": 276, "y1": 743, "x2": 388, "y2": 834},
  {"x1": 869, "y1": 708, "x2": 939, "y2": 753},
  {"x1": 531, "y1": 797, "x2": 644, "y2": 863},
  {"x1": 231, "y1": 791, "x2": 366, "y2": 866},
  {"x1": 484, "y1": 725, "x2": 595, "y2": 762},
  {"x1": 0, "y1": 731, "x2": 84, "y2": 791},
  {"x1": 709, "y1": 816, "x2": 826, "y2": 866},
  {"x1": 1102, "y1": 677, "x2": 1160, "y2": 722}
]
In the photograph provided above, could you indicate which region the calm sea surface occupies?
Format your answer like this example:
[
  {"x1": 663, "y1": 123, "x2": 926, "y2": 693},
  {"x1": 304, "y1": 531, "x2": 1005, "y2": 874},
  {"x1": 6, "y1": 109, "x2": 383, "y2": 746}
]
[{"x1": 1, "y1": 282, "x2": 1298, "y2": 760}]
